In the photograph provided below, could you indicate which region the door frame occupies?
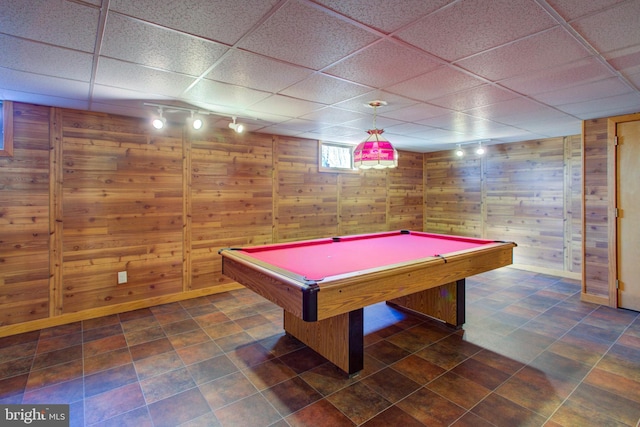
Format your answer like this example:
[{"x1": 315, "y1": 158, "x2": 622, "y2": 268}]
[{"x1": 607, "y1": 112, "x2": 640, "y2": 308}]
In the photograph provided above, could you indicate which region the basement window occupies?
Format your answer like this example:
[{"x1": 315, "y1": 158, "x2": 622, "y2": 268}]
[{"x1": 318, "y1": 141, "x2": 358, "y2": 173}]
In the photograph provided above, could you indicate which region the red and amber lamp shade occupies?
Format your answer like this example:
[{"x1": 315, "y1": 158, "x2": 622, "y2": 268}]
[{"x1": 353, "y1": 128, "x2": 398, "y2": 169}]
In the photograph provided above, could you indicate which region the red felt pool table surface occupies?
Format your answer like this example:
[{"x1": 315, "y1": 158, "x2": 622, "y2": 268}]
[{"x1": 239, "y1": 230, "x2": 497, "y2": 280}]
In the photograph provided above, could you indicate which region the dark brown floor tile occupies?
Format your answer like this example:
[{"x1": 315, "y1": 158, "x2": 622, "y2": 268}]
[
  {"x1": 299, "y1": 362, "x2": 356, "y2": 396},
  {"x1": 385, "y1": 324, "x2": 442, "y2": 353},
  {"x1": 390, "y1": 354, "x2": 446, "y2": 385},
  {"x1": 450, "y1": 411, "x2": 495, "y2": 427},
  {"x1": 148, "y1": 387, "x2": 212, "y2": 427},
  {"x1": 0, "y1": 357, "x2": 33, "y2": 380},
  {"x1": 492, "y1": 329, "x2": 555, "y2": 364},
  {"x1": 89, "y1": 406, "x2": 153, "y2": 427},
  {"x1": 495, "y1": 366, "x2": 576, "y2": 417},
  {"x1": 202, "y1": 321, "x2": 244, "y2": 340},
  {"x1": 140, "y1": 367, "x2": 196, "y2": 404},
  {"x1": 84, "y1": 382, "x2": 146, "y2": 425},
  {"x1": 361, "y1": 405, "x2": 424, "y2": 427},
  {"x1": 179, "y1": 296, "x2": 212, "y2": 309},
  {"x1": 596, "y1": 343, "x2": 640, "y2": 382},
  {"x1": 82, "y1": 324, "x2": 123, "y2": 343},
  {"x1": 176, "y1": 340, "x2": 223, "y2": 365},
  {"x1": 397, "y1": 386, "x2": 466, "y2": 427},
  {"x1": 327, "y1": 381, "x2": 392, "y2": 425},
  {"x1": 120, "y1": 315, "x2": 159, "y2": 333},
  {"x1": 245, "y1": 321, "x2": 284, "y2": 341},
  {"x1": 84, "y1": 363, "x2": 138, "y2": 397},
  {"x1": 134, "y1": 350, "x2": 184, "y2": 380},
  {"x1": 162, "y1": 318, "x2": 200, "y2": 336},
  {"x1": 529, "y1": 350, "x2": 592, "y2": 381},
  {"x1": 549, "y1": 396, "x2": 630, "y2": 427},
  {"x1": 184, "y1": 303, "x2": 221, "y2": 317},
  {"x1": 568, "y1": 322, "x2": 623, "y2": 344},
  {"x1": 149, "y1": 302, "x2": 184, "y2": 315},
  {"x1": 262, "y1": 376, "x2": 322, "y2": 416},
  {"x1": 451, "y1": 357, "x2": 511, "y2": 390},
  {"x1": 365, "y1": 339, "x2": 411, "y2": 365},
  {"x1": 124, "y1": 325, "x2": 166, "y2": 346},
  {"x1": 470, "y1": 349, "x2": 525, "y2": 375},
  {"x1": 279, "y1": 347, "x2": 330, "y2": 374},
  {"x1": 286, "y1": 398, "x2": 355, "y2": 427},
  {"x1": 547, "y1": 337, "x2": 608, "y2": 366},
  {"x1": 32, "y1": 344, "x2": 82, "y2": 370},
  {"x1": 83, "y1": 334, "x2": 127, "y2": 358},
  {"x1": 36, "y1": 331, "x2": 82, "y2": 354},
  {"x1": 0, "y1": 341, "x2": 37, "y2": 364},
  {"x1": 244, "y1": 358, "x2": 298, "y2": 391},
  {"x1": 154, "y1": 308, "x2": 191, "y2": 325},
  {"x1": 226, "y1": 342, "x2": 275, "y2": 369},
  {"x1": 193, "y1": 311, "x2": 232, "y2": 329},
  {"x1": 584, "y1": 367, "x2": 640, "y2": 404},
  {"x1": 25, "y1": 359, "x2": 83, "y2": 391},
  {"x1": 472, "y1": 392, "x2": 547, "y2": 427},
  {"x1": 0, "y1": 373, "x2": 28, "y2": 399},
  {"x1": 0, "y1": 331, "x2": 40, "y2": 348},
  {"x1": 199, "y1": 371, "x2": 257, "y2": 410},
  {"x1": 84, "y1": 347, "x2": 132, "y2": 376},
  {"x1": 187, "y1": 354, "x2": 238, "y2": 385},
  {"x1": 618, "y1": 332, "x2": 640, "y2": 350},
  {"x1": 166, "y1": 328, "x2": 211, "y2": 349},
  {"x1": 118, "y1": 307, "x2": 154, "y2": 323},
  {"x1": 214, "y1": 392, "x2": 282, "y2": 427},
  {"x1": 426, "y1": 371, "x2": 490, "y2": 410},
  {"x1": 82, "y1": 314, "x2": 120, "y2": 331},
  {"x1": 258, "y1": 333, "x2": 306, "y2": 358},
  {"x1": 415, "y1": 341, "x2": 470, "y2": 370},
  {"x1": 570, "y1": 382, "x2": 640, "y2": 426},
  {"x1": 180, "y1": 412, "x2": 221, "y2": 427},
  {"x1": 361, "y1": 367, "x2": 421, "y2": 403},
  {"x1": 129, "y1": 337, "x2": 173, "y2": 361},
  {"x1": 22, "y1": 377, "x2": 84, "y2": 404}
]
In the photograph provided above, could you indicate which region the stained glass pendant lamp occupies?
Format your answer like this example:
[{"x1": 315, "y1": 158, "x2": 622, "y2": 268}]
[{"x1": 353, "y1": 101, "x2": 398, "y2": 169}]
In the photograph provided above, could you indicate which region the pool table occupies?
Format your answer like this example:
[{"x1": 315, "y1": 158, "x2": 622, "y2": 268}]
[{"x1": 219, "y1": 230, "x2": 516, "y2": 375}]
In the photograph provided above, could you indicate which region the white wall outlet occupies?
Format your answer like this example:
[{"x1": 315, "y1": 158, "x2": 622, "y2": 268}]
[{"x1": 117, "y1": 271, "x2": 127, "y2": 284}]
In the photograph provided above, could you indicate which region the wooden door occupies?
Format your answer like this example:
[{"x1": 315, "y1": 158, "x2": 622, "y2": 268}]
[{"x1": 617, "y1": 120, "x2": 640, "y2": 311}]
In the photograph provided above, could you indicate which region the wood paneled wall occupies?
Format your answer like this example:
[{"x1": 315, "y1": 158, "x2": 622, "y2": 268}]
[
  {"x1": 0, "y1": 103, "x2": 421, "y2": 335},
  {"x1": 424, "y1": 136, "x2": 582, "y2": 277}
]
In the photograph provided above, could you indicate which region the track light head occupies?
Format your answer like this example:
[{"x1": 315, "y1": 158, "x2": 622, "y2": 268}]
[
  {"x1": 476, "y1": 142, "x2": 485, "y2": 155},
  {"x1": 190, "y1": 111, "x2": 203, "y2": 130},
  {"x1": 455, "y1": 145, "x2": 464, "y2": 157},
  {"x1": 152, "y1": 108, "x2": 165, "y2": 130},
  {"x1": 228, "y1": 117, "x2": 244, "y2": 133}
]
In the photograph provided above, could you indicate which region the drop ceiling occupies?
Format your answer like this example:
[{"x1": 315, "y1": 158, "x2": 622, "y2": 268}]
[{"x1": 1, "y1": 0, "x2": 639, "y2": 152}]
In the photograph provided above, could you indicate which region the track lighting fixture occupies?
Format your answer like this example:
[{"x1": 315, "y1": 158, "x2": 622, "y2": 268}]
[
  {"x1": 455, "y1": 144, "x2": 464, "y2": 157},
  {"x1": 453, "y1": 140, "x2": 489, "y2": 158},
  {"x1": 190, "y1": 111, "x2": 203, "y2": 130},
  {"x1": 152, "y1": 108, "x2": 166, "y2": 130},
  {"x1": 228, "y1": 117, "x2": 244, "y2": 133},
  {"x1": 476, "y1": 142, "x2": 485, "y2": 155}
]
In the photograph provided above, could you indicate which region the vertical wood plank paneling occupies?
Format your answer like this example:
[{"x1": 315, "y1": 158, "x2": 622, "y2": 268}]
[
  {"x1": 0, "y1": 103, "x2": 51, "y2": 325},
  {"x1": 388, "y1": 151, "x2": 423, "y2": 231},
  {"x1": 61, "y1": 111, "x2": 185, "y2": 312},
  {"x1": 424, "y1": 151, "x2": 483, "y2": 236},
  {"x1": 49, "y1": 108, "x2": 63, "y2": 316},
  {"x1": 339, "y1": 169, "x2": 387, "y2": 235},
  {"x1": 276, "y1": 136, "x2": 338, "y2": 241},
  {"x1": 183, "y1": 128, "x2": 192, "y2": 292},
  {"x1": 582, "y1": 118, "x2": 610, "y2": 300},
  {"x1": 190, "y1": 130, "x2": 274, "y2": 289},
  {"x1": 486, "y1": 139, "x2": 566, "y2": 269}
]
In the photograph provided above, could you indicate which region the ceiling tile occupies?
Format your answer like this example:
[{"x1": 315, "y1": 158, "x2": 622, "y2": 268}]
[
  {"x1": 545, "y1": 0, "x2": 628, "y2": 21},
  {"x1": 0, "y1": 68, "x2": 90, "y2": 99},
  {"x1": 280, "y1": 74, "x2": 371, "y2": 105},
  {"x1": 556, "y1": 92, "x2": 640, "y2": 118},
  {"x1": 323, "y1": 40, "x2": 441, "y2": 87},
  {"x1": 299, "y1": 106, "x2": 367, "y2": 124},
  {"x1": 312, "y1": 0, "x2": 452, "y2": 33},
  {"x1": 533, "y1": 77, "x2": 633, "y2": 106},
  {"x1": 95, "y1": 58, "x2": 197, "y2": 97},
  {"x1": 247, "y1": 94, "x2": 325, "y2": 118},
  {"x1": 456, "y1": 27, "x2": 591, "y2": 81},
  {"x1": 606, "y1": 45, "x2": 640, "y2": 75},
  {"x1": 378, "y1": 103, "x2": 450, "y2": 122},
  {"x1": 101, "y1": 13, "x2": 229, "y2": 77},
  {"x1": 185, "y1": 79, "x2": 271, "y2": 110},
  {"x1": 396, "y1": 0, "x2": 556, "y2": 61},
  {"x1": 207, "y1": 50, "x2": 314, "y2": 93},
  {"x1": 429, "y1": 85, "x2": 518, "y2": 111},
  {"x1": 386, "y1": 66, "x2": 484, "y2": 101},
  {"x1": 571, "y1": 1, "x2": 640, "y2": 54},
  {"x1": 499, "y1": 57, "x2": 616, "y2": 95},
  {"x1": 465, "y1": 98, "x2": 573, "y2": 125},
  {"x1": 109, "y1": 0, "x2": 281, "y2": 45},
  {"x1": 237, "y1": 0, "x2": 380, "y2": 70},
  {"x1": 333, "y1": 92, "x2": 418, "y2": 114},
  {"x1": 0, "y1": 0, "x2": 99, "y2": 52},
  {"x1": 0, "y1": 34, "x2": 93, "y2": 81}
]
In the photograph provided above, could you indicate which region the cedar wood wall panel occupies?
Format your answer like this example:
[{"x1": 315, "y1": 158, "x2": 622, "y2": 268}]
[{"x1": 0, "y1": 101, "x2": 598, "y2": 333}]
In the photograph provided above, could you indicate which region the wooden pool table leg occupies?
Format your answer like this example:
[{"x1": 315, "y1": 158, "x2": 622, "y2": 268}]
[
  {"x1": 386, "y1": 279, "x2": 466, "y2": 328},
  {"x1": 283, "y1": 308, "x2": 364, "y2": 376}
]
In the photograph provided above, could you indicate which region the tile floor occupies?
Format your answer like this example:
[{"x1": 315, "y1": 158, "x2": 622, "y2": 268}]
[{"x1": 0, "y1": 268, "x2": 639, "y2": 426}]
